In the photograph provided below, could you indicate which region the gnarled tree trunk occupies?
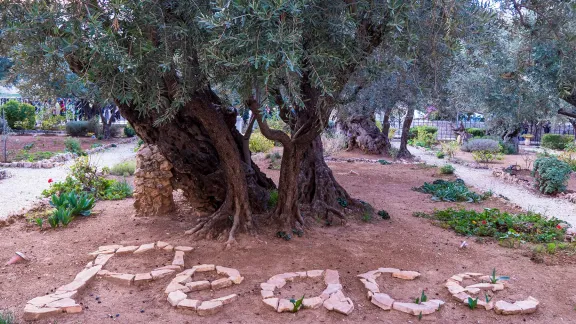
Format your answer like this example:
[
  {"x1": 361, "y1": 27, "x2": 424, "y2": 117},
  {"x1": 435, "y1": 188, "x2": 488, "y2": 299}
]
[
  {"x1": 118, "y1": 89, "x2": 275, "y2": 242},
  {"x1": 341, "y1": 114, "x2": 389, "y2": 154},
  {"x1": 398, "y1": 106, "x2": 414, "y2": 159}
]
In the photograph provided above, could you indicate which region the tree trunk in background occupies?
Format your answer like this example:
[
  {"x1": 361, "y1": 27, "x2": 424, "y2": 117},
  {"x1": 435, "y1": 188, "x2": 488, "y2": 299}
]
[
  {"x1": 381, "y1": 108, "x2": 392, "y2": 146},
  {"x1": 398, "y1": 106, "x2": 414, "y2": 159},
  {"x1": 118, "y1": 89, "x2": 275, "y2": 240},
  {"x1": 341, "y1": 114, "x2": 389, "y2": 154}
]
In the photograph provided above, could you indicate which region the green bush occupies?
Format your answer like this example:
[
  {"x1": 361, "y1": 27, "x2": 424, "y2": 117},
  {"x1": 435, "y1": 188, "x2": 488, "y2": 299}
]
[
  {"x1": 408, "y1": 126, "x2": 438, "y2": 140},
  {"x1": 472, "y1": 150, "x2": 503, "y2": 163},
  {"x1": 103, "y1": 179, "x2": 133, "y2": 200},
  {"x1": 268, "y1": 189, "x2": 279, "y2": 209},
  {"x1": 413, "y1": 179, "x2": 486, "y2": 202},
  {"x1": 466, "y1": 128, "x2": 486, "y2": 137},
  {"x1": 66, "y1": 121, "x2": 90, "y2": 136},
  {"x1": 541, "y1": 134, "x2": 573, "y2": 150},
  {"x1": 41, "y1": 114, "x2": 65, "y2": 130},
  {"x1": 13, "y1": 150, "x2": 56, "y2": 162},
  {"x1": 532, "y1": 156, "x2": 572, "y2": 194},
  {"x1": 110, "y1": 160, "x2": 136, "y2": 176},
  {"x1": 64, "y1": 138, "x2": 84, "y2": 155},
  {"x1": 124, "y1": 125, "x2": 136, "y2": 137},
  {"x1": 440, "y1": 164, "x2": 455, "y2": 174},
  {"x1": 418, "y1": 208, "x2": 566, "y2": 243},
  {"x1": 1, "y1": 100, "x2": 36, "y2": 129},
  {"x1": 436, "y1": 151, "x2": 445, "y2": 159},
  {"x1": 249, "y1": 132, "x2": 274, "y2": 153}
]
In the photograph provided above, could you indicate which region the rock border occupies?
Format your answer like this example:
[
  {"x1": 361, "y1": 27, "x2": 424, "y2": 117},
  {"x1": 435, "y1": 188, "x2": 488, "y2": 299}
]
[
  {"x1": 358, "y1": 268, "x2": 444, "y2": 316},
  {"x1": 23, "y1": 241, "x2": 196, "y2": 320},
  {"x1": 260, "y1": 269, "x2": 354, "y2": 315},
  {"x1": 444, "y1": 272, "x2": 539, "y2": 315},
  {"x1": 0, "y1": 137, "x2": 137, "y2": 169}
]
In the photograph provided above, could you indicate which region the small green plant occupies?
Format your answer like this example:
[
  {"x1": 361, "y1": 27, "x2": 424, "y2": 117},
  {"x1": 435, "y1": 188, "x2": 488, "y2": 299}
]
[
  {"x1": 436, "y1": 151, "x2": 445, "y2": 159},
  {"x1": 34, "y1": 217, "x2": 43, "y2": 229},
  {"x1": 90, "y1": 143, "x2": 103, "y2": 149},
  {"x1": 414, "y1": 291, "x2": 427, "y2": 304},
  {"x1": 64, "y1": 137, "x2": 84, "y2": 155},
  {"x1": 103, "y1": 179, "x2": 133, "y2": 200},
  {"x1": 489, "y1": 268, "x2": 498, "y2": 284},
  {"x1": 414, "y1": 179, "x2": 484, "y2": 202},
  {"x1": 124, "y1": 125, "x2": 136, "y2": 137},
  {"x1": 484, "y1": 292, "x2": 492, "y2": 303},
  {"x1": 378, "y1": 159, "x2": 391, "y2": 165},
  {"x1": 439, "y1": 164, "x2": 455, "y2": 175},
  {"x1": 467, "y1": 297, "x2": 478, "y2": 309},
  {"x1": 276, "y1": 231, "x2": 292, "y2": 241},
  {"x1": 337, "y1": 197, "x2": 348, "y2": 207},
  {"x1": 418, "y1": 311, "x2": 423, "y2": 321},
  {"x1": 378, "y1": 210, "x2": 390, "y2": 219},
  {"x1": 47, "y1": 213, "x2": 59, "y2": 228},
  {"x1": 290, "y1": 295, "x2": 305, "y2": 313},
  {"x1": 23, "y1": 142, "x2": 34, "y2": 150},
  {"x1": 440, "y1": 141, "x2": 459, "y2": 159},
  {"x1": 268, "y1": 189, "x2": 279, "y2": 209},
  {"x1": 110, "y1": 160, "x2": 136, "y2": 176},
  {"x1": 546, "y1": 242, "x2": 557, "y2": 254},
  {"x1": 101, "y1": 166, "x2": 110, "y2": 175},
  {"x1": 532, "y1": 156, "x2": 572, "y2": 194},
  {"x1": 52, "y1": 207, "x2": 73, "y2": 226}
]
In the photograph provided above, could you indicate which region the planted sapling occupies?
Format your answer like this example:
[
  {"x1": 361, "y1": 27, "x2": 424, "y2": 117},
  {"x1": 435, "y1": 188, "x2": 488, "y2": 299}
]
[
  {"x1": 489, "y1": 268, "x2": 498, "y2": 284},
  {"x1": 290, "y1": 295, "x2": 305, "y2": 313},
  {"x1": 414, "y1": 291, "x2": 427, "y2": 304},
  {"x1": 467, "y1": 297, "x2": 478, "y2": 309}
]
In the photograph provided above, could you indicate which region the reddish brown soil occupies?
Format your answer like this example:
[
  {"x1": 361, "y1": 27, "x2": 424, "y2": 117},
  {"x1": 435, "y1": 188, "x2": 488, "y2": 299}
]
[
  {"x1": 1, "y1": 162, "x2": 575, "y2": 323},
  {"x1": 2, "y1": 135, "x2": 119, "y2": 162}
]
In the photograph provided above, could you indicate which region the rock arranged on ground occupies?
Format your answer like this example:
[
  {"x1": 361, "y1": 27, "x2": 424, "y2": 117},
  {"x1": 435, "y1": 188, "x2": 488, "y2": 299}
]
[
  {"x1": 23, "y1": 241, "x2": 195, "y2": 320},
  {"x1": 260, "y1": 269, "x2": 354, "y2": 315},
  {"x1": 357, "y1": 268, "x2": 444, "y2": 317},
  {"x1": 444, "y1": 272, "x2": 539, "y2": 314}
]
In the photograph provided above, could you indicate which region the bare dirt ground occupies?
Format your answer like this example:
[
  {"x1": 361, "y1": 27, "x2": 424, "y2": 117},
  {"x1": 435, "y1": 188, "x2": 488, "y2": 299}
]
[{"x1": 1, "y1": 159, "x2": 575, "y2": 323}]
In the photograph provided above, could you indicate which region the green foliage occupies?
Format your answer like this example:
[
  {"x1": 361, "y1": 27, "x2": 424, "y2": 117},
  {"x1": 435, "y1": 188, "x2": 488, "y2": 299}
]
[
  {"x1": 0, "y1": 310, "x2": 15, "y2": 324},
  {"x1": 64, "y1": 138, "x2": 84, "y2": 155},
  {"x1": 439, "y1": 164, "x2": 455, "y2": 174},
  {"x1": 13, "y1": 150, "x2": 55, "y2": 162},
  {"x1": 467, "y1": 297, "x2": 478, "y2": 310},
  {"x1": 43, "y1": 176, "x2": 83, "y2": 197},
  {"x1": 466, "y1": 128, "x2": 486, "y2": 137},
  {"x1": 290, "y1": 295, "x2": 305, "y2": 313},
  {"x1": 50, "y1": 192, "x2": 95, "y2": 216},
  {"x1": 41, "y1": 114, "x2": 65, "y2": 130},
  {"x1": 65, "y1": 121, "x2": 90, "y2": 136},
  {"x1": 134, "y1": 138, "x2": 144, "y2": 152},
  {"x1": 110, "y1": 160, "x2": 136, "y2": 176},
  {"x1": 102, "y1": 179, "x2": 133, "y2": 200},
  {"x1": 440, "y1": 141, "x2": 459, "y2": 159},
  {"x1": 378, "y1": 159, "x2": 391, "y2": 165},
  {"x1": 532, "y1": 156, "x2": 572, "y2": 194},
  {"x1": 91, "y1": 143, "x2": 102, "y2": 149},
  {"x1": 413, "y1": 179, "x2": 485, "y2": 202},
  {"x1": 541, "y1": 134, "x2": 573, "y2": 150},
  {"x1": 420, "y1": 208, "x2": 566, "y2": 243},
  {"x1": 249, "y1": 132, "x2": 274, "y2": 153},
  {"x1": 268, "y1": 189, "x2": 278, "y2": 209},
  {"x1": 472, "y1": 150, "x2": 503, "y2": 163},
  {"x1": 0, "y1": 100, "x2": 35, "y2": 129},
  {"x1": 559, "y1": 143, "x2": 576, "y2": 171},
  {"x1": 414, "y1": 291, "x2": 428, "y2": 304},
  {"x1": 337, "y1": 197, "x2": 348, "y2": 207},
  {"x1": 276, "y1": 231, "x2": 292, "y2": 241},
  {"x1": 124, "y1": 125, "x2": 136, "y2": 137},
  {"x1": 52, "y1": 207, "x2": 73, "y2": 227},
  {"x1": 34, "y1": 217, "x2": 43, "y2": 229},
  {"x1": 436, "y1": 151, "x2": 445, "y2": 159},
  {"x1": 409, "y1": 126, "x2": 438, "y2": 148}
]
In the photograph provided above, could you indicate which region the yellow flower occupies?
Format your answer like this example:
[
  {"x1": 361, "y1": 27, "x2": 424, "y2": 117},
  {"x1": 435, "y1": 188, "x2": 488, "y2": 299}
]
[{"x1": 472, "y1": 221, "x2": 476, "y2": 224}]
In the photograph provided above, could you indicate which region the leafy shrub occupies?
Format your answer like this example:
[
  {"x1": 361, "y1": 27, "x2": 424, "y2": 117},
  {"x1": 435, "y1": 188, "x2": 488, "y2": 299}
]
[
  {"x1": 50, "y1": 192, "x2": 95, "y2": 216},
  {"x1": 541, "y1": 134, "x2": 573, "y2": 150},
  {"x1": 268, "y1": 189, "x2": 279, "y2": 209},
  {"x1": 466, "y1": 128, "x2": 486, "y2": 137},
  {"x1": 413, "y1": 179, "x2": 486, "y2": 202},
  {"x1": 249, "y1": 132, "x2": 274, "y2": 153},
  {"x1": 66, "y1": 121, "x2": 90, "y2": 136},
  {"x1": 110, "y1": 160, "x2": 136, "y2": 176},
  {"x1": 103, "y1": 179, "x2": 133, "y2": 200},
  {"x1": 440, "y1": 164, "x2": 455, "y2": 174},
  {"x1": 460, "y1": 138, "x2": 500, "y2": 152},
  {"x1": 41, "y1": 114, "x2": 65, "y2": 130},
  {"x1": 440, "y1": 141, "x2": 459, "y2": 159},
  {"x1": 64, "y1": 137, "x2": 84, "y2": 155},
  {"x1": 0, "y1": 100, "x2": 35, "y2": 129},
  {"x1": 409, "y1": 126, "x2": 438, "y2": 138},
  {"x1": 124, "y1": 125, "x2": 136, "y2": 137},
  {"x1": 436, "y1": 151, "x2": 445, "y2": 159},
  {"x1": 417, "y1": 208, "x2": 566, "y2": 243},
  {"x1": 532, "y1": 156, "x2": 572, "y2": 194},
  {"x1": 558, "y1": 143, "x2": 576, "y2": 171},
  {"x1": 472, "y1": 150, "x2": 503, "y2": 163}
]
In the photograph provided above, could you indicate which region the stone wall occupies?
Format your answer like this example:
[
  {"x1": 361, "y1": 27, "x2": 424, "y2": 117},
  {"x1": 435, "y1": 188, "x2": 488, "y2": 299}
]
[{"x1": 133, "y1": 144, "x2": 175, "y2": 216}]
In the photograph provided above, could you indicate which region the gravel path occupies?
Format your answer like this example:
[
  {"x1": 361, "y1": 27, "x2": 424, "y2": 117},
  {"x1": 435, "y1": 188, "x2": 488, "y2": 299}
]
[
  {"x1": 400, "y1": 144, "x2": 576, "y2": 227},
  {"x1": 0, "y1": 142, "x2": 137, "y2": 219}
]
